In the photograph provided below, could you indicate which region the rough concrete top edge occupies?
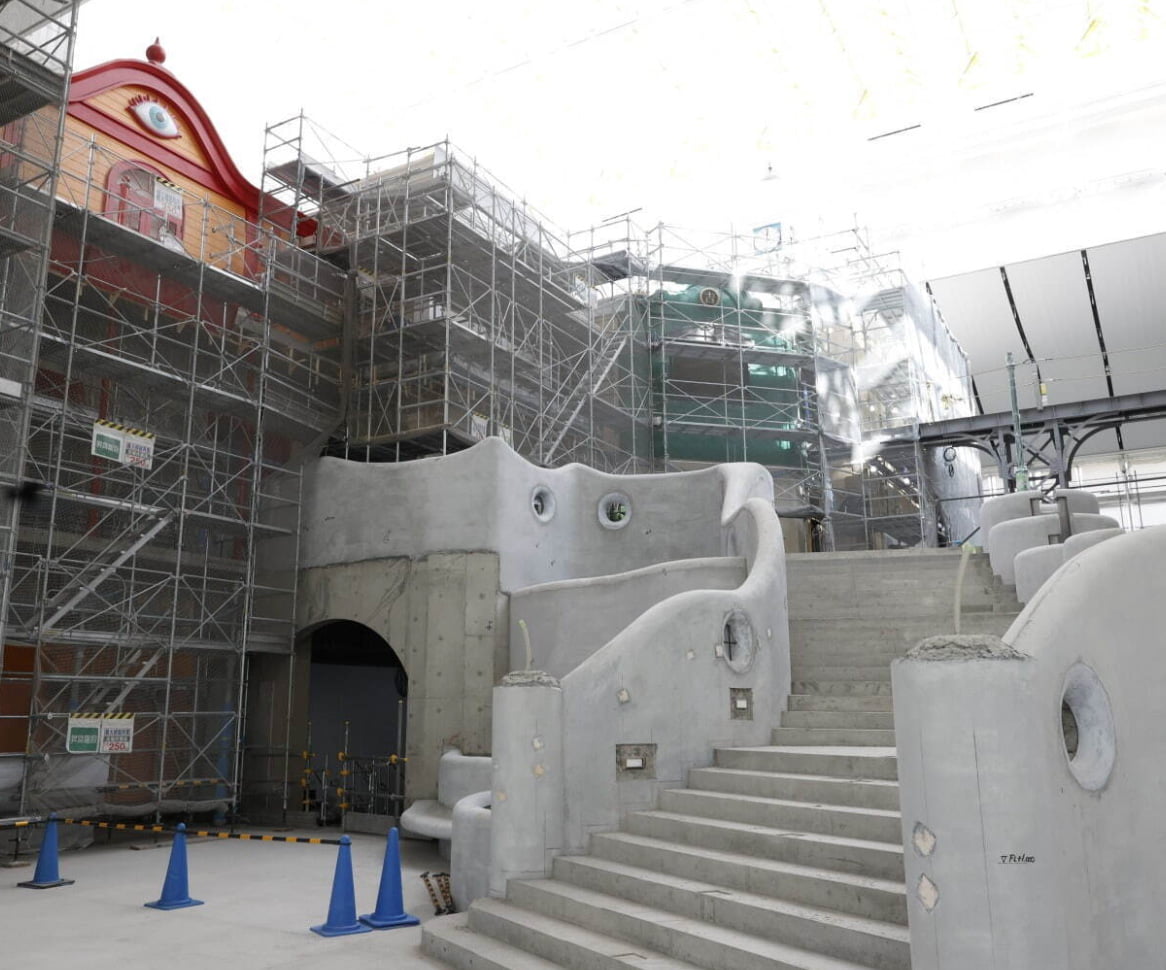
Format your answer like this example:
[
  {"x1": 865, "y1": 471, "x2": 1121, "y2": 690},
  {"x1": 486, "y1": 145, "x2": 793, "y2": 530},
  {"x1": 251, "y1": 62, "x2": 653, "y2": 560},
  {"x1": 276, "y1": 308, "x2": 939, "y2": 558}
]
[
  {"x1": 904, "y1": 634, "x2": 1030, "y2": 661},
  {"x1": 510, "y1": 555, "x2": 745, "y2": 597},
  {"x1": 499, "y1": 669, "x2": 562, "y2": 688},
  {"x1": 313, "y1": 436, "x2": 771, "y2": 491},
  {"x1": 786, "y1": 548, "x2": 973, "y2": 562}
]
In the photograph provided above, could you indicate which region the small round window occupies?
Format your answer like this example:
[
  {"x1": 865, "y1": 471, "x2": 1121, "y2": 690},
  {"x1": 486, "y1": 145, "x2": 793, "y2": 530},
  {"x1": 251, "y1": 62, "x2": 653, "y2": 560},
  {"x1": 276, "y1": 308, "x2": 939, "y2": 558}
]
[
  {"x1": 597, "y1": 491, "x2": 631, "y2": 530},
  {"x1": 1060, "y1": 662, "x2": 1116, "y2": 791},
  {"x1": 531, "y1": 485, "x2": 556, "y2": 523},
  {"x1": 721, "y1": 611, "x2": 757, "y2": 673}
]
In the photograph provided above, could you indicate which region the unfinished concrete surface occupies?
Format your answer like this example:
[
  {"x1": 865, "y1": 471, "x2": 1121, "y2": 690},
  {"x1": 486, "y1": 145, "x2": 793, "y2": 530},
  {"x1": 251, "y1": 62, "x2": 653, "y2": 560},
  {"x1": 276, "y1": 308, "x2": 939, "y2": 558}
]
[
  {"x1": 894, "y1": 525, "x2": 1166, "y2": 969},
  {"x1": 1, "y1": 829, "x2": 449, "y2": 969},
  {"x1": 423, "y1": 548, "x2": 1021, "y2": 970}
]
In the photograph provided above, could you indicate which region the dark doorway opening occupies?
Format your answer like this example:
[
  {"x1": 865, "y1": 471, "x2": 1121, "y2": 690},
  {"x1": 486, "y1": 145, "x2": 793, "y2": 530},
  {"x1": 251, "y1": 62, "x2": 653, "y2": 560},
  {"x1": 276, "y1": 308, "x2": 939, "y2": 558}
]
[{"x1": 307, "y1": 620, "x2": 406, "y2": 825}]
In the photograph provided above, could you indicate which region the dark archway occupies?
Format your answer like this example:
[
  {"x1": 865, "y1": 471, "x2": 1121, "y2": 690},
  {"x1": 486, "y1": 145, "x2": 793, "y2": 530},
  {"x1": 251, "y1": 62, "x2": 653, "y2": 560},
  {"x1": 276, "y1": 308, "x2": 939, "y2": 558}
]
[{"x1": 307, "y1": 620, "x2": 406, "y2": 824}]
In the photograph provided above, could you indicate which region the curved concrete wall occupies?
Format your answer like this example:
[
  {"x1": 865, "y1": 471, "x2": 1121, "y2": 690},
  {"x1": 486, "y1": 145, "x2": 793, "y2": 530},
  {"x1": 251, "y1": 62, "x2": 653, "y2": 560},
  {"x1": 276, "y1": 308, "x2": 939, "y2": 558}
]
[
  {"x1": 558, "y1": 495, "x2": 789, "y2": 853},
  {"x1": 988, "y1": 512, "x2": 1118, "y2": 584},
  {"x1": 293, "y1": 438, "x2": 782, "y2": 813},
  {"x1": 300, "y1": 437, "x2": 773, "y2": 592},
  {"x1": 893, "y1": 526, "x2": 1166, "y2": 969},
  {"x1": 510, "y1": 557, "x2": 747, "y2": 677}
]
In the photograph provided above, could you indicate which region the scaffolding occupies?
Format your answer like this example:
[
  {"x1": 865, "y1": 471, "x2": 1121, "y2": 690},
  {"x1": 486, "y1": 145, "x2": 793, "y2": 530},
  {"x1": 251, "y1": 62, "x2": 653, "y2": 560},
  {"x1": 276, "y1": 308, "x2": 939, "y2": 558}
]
[
  {"x1": 0, "y1": 0, "x2": 78, "y2": 811},
  {"x1": 280, "y1": 133, "x2": 654, "y2": 472},
  {"x1": 0, "y1": 83, "x2": 345, "y2": 819},
  {"x1": 805, "y1": 231, "x2": 978, "y2": 549}
]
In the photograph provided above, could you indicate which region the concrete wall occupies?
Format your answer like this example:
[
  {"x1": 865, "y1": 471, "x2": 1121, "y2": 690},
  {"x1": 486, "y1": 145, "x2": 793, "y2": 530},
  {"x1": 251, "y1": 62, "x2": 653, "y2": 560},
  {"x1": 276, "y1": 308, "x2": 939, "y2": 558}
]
[
  {"x1": 893, "y1": 526, "x2": 1166, "y2": 969},
  {"x1": 290, "y1": 438, "x2": 778, "y2": 810},
  {"x1": 299, "y1": 437, "x2": 771, "y2": 592},
  {"x1": 557, "y1": 494, "x2": 789, "y2": 854},
  {"x1": 510, "y1": 557, "x2": 747, "y2": 677},
  {"x1": 295, "y1": 553, "x2": 506, "y2": 801}
]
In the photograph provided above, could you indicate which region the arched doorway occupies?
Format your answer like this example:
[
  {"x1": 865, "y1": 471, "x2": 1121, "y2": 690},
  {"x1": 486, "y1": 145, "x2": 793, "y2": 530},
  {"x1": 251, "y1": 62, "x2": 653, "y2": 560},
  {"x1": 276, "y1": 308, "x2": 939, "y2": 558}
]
[{"x1": 307, "y1": 620, "x2": 406, "y2": 826}]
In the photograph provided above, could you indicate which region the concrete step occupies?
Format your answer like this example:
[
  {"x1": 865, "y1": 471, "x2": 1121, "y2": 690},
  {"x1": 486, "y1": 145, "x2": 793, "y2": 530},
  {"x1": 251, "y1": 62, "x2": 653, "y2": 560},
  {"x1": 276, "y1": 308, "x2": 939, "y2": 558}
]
[
  {"x1": 790, "y1": 614, "x2": 1020, "y2": 648},
  {"x1": 466, "y1": 897, "x2": 700, "y2": 970},
  {"x1": 788, "y1": 695, "x2": 895, "y2": 713},
  {"x1": 791, "y1": 681, "x2": 893, "y2": 696},
  {"x1": 770, "y1": 727, "x2": 898, "y2": 747},
  {"x1": 586, "y1": 832, "x2": 908, "y2": 924},
  {"x1": 792, "y1": 666, "x2": 894, "y2": 682},
  {"x1": 423, "y1": 911, "x2": 567, "y2": 970},
  {"x1": 780, "y1": 711, "x2": 895, "y2": 730},
  {"x1": 515, "y1": 871, "x2": 910, "y2": 970},
  {"x1": 790, "y1": 649, "x2": 911, "y2": 664},
  {"x1": 625, "y1": 810, "x2": 905, "y2": 881},
  {"x1": 688, "y1": 767, "x2": 901, "y2": 811},
  {"x1": 714, "y1": 746, "x2": 898, "y2": 781},
  {"x1": 659, "y1": 788, "x2": 902, "y2": 843}
]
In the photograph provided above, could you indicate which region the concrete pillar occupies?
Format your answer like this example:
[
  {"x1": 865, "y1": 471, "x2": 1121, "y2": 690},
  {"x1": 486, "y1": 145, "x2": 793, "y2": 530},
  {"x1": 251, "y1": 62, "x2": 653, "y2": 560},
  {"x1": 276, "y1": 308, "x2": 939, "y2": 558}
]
[{"x1": 489, "y1": 671, "x2": 564, "y2": 898}]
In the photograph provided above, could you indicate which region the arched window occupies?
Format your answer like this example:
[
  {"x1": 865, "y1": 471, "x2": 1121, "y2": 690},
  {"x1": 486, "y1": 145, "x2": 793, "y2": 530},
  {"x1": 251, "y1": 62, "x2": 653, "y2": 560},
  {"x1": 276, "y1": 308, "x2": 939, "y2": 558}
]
[{"x1": 104, "y1": 160, "x2": 186, "y2": 252}]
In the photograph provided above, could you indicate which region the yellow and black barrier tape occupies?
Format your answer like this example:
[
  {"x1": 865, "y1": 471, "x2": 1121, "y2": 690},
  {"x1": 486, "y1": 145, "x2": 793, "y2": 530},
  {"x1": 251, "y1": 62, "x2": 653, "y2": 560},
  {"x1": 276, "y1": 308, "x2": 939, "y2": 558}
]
[
  {"x1": 60, "y1": 818, "x2": 341, "y2": 845},
  {"x1": 93, "y1": 420, "x2": 155, "y2": 440},
  {"x1": 0, "y1": 817, "x2": 35, "y2": 830}
]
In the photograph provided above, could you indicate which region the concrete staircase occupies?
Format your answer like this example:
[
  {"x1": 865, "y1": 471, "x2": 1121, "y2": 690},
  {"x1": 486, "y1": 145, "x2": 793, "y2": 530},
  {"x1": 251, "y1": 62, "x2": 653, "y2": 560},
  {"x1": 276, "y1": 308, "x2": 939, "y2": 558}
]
[{"x1": 423, "y1": 549, "x2": 1021, "y2": 970}]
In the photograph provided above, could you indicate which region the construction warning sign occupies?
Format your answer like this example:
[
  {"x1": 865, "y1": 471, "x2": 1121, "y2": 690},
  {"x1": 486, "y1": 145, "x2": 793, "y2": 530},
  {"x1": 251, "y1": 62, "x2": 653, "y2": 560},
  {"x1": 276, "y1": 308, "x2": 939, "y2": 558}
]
[
  {"x1": 66, "y1": 713, "x2": 135, "y2": 754},
  {"x1": 90, "y1": 420, "x2": 155, "y2": 470}
]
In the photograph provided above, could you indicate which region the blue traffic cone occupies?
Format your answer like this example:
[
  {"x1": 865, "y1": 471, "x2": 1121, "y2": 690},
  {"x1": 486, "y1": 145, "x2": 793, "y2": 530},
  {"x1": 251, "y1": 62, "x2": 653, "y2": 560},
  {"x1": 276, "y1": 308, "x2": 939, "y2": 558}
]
[
  {"x1": 311, "y1": 835, "x2": 372, "y2": 936},
  {"x1": 360, "y1": 827, "x2": 419, "y2": 929},
  {"x1": 144, "y1": 823, "x2": 204, "y2": 910},
  {"x1": 18, "y1": 814, "x2": 74, "y2": 889}
]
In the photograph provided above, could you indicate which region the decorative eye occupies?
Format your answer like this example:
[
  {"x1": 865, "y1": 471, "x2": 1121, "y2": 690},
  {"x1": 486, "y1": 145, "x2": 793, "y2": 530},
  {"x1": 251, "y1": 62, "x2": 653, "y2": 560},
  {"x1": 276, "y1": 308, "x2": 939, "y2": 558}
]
[{"x1": 129, "y1": 96, "x2": 180, "y2": 138}]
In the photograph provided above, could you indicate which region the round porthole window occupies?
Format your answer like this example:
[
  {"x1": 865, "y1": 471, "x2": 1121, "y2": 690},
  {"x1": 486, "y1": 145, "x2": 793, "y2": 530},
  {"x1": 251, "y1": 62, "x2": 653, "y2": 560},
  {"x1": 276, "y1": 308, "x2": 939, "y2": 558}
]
[
  {"x1": 1060, "y1": 662, "x2": 1116, "y2": 791},
  {"x1": 531, "y1": 485, "x2": 556, "y2": 523},
  {"x1": 597, "y1": 491, "x2": 631, "y2": 530},
  {"x1": 721, "y1": 610, "x2": 757, "y2": 674}
]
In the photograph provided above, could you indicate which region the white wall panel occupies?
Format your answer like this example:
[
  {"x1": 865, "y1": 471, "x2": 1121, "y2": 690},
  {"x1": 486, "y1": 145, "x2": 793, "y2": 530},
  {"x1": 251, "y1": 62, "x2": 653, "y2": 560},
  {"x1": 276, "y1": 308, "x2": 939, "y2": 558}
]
[
  {"x1": 1004, "y1": 251, "x2": 1109, "y2": 405},
  {"x1": 1085, "y1": 233, "x2": 1166, "y2": 395},
  {"x1": 928, "y1": 268, "x2": 1026, "y2": 413}
]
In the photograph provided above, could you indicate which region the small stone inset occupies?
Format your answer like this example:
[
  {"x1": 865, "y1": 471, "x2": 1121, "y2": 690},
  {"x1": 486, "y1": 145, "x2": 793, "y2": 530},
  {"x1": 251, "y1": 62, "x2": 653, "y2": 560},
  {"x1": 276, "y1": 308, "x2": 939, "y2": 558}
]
[
  {"x1": 616, "y1": 743, "x2": 656, "y2": 779},
  {"x1": 912, "y1": 822, "x2": 937, "y2": 857},
  {"x1": 917, "y1": 873, "x2": 940, "y2": 912},
  {"x1": 729, "y1": 687, "x2": 753, "y2": 720}
]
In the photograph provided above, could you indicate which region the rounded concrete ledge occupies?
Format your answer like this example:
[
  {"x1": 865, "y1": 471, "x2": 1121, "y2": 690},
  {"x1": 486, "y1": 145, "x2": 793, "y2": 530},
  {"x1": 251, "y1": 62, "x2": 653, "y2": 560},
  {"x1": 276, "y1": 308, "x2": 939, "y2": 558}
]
[
  {"x1": 905, "y1": 634, "x2": 1028, "y2": 661},
  {"x1": 1014, "y1": 544, "x2": 1066, "y2": 604},
  {"x1": 979, "y1": 491, "x2": 1043, "y2": 554},
  {"x1": 1063, "y1": 527, "x2": 1123, "y2": 562},
  {"x1": 988, "y1": 513, "x2": 1120, "y2": 584},
  {"x1": 399, "y1": 799, "x2": 451, "y2": 840}
]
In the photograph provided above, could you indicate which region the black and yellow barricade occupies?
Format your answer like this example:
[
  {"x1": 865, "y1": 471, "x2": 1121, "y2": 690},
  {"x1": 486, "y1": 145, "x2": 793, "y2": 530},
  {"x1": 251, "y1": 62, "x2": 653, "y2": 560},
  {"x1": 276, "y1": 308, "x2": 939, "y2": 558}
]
[{"x1": 59, "y1": 818, "x2": 343, "y2": 845}]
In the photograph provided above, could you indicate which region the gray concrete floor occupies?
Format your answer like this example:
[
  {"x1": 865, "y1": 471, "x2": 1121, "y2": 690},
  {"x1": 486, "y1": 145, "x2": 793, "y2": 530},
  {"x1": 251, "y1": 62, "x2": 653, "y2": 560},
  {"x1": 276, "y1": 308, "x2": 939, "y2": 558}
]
[{"x1": 1, "y1": 826, "x2": 454, "y2": 969}]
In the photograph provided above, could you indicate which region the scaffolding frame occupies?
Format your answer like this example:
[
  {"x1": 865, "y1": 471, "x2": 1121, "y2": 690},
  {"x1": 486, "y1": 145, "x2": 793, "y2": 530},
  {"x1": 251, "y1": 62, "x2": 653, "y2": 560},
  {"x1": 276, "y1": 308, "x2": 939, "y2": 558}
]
[
  {"x1": 1, "y1": 87, "x2": 344, "y2": 820},
  {"x1": 269, "y1": 133, "x2": 655, "y2": 472},
  {"x1": 0, "y1": 0, "x2": 78, "y2": 809}
]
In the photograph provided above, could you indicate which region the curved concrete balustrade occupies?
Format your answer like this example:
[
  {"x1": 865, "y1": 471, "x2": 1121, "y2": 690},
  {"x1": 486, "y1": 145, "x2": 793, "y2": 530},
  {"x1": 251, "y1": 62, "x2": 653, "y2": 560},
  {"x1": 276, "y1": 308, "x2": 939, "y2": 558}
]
[
  {"x1": 450, "y1": 790, "x2": 492, "y2": 910},
  {"x1": 400, "y1": 748, "x2": 491, "y2": 846},
  {"x1": 1013, "y1": 544, "x2": 1066, "y2": 604},
  {"x1": 1063, "y1": 527, "x2": 1123, "y2": 561},
  {"x1": 894, "y1": 526, "x2": 1166, "y2": 969},
  {"x1": 987, "y1": 512, "x2": 1118, "y2": 584},
  {"x1": 1050, "y1": 488, "x2": 1100, "y2": 516},
  {"x1": 509, "y1": 556, "x2": 747, "y2": 677},
  {"x1": 557, "y1": 493, "x2": 788, "y2": 854},
  {"x1": 978, "y1": 491, "x2": 1044, "y2": 553}
]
